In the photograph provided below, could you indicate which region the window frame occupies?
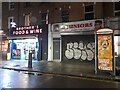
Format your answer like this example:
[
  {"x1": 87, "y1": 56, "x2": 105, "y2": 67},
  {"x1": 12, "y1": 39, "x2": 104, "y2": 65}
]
[
  {"x1": 114, "y1": 2, "x2": 120, "y2": 16},
  {"x1": 9, "y1": 2, "x2": 15, "y2": 10},
  {"x1": 40, "y1": 12, "x2": 49, "y2": 25},
  {"x1": 61, "y1": 9, "x2": 69, "y2": 22},
  {"x1": 24, "y1": 14, "x2": 30, "y2": 26},
  {"x1": 84, "y1": 4, "x2": 95, "y2": 20}
]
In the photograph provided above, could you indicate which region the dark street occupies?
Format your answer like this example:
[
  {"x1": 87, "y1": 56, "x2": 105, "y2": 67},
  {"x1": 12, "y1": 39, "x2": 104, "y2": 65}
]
[{"x1": 0, "y1": 69, "x2": 120, "y2": 89}]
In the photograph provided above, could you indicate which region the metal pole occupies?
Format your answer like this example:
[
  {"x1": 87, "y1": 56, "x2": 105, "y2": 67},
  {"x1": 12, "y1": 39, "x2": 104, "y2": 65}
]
[
  {"x1": 95, "y1": 32, "x2": 98, "y2": 74},
  {"x1": 113, "y1": 33, "x2": 116, "y2": 76},
  {"x1": 28, "y1": 50, "x2": 32, "y2": 68}
]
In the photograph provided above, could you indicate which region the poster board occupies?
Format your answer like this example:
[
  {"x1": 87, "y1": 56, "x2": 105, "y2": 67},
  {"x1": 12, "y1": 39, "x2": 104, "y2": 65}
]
[
  {"x1": 97, "y1": 34, "x2": 113, "y2": 70},
  {"x1": 95, "y1": 28, "x2": 115, "y2": 75}
]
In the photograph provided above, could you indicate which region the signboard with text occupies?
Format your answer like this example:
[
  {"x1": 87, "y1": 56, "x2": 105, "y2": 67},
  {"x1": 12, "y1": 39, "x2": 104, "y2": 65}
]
[
  {"x1": 52, "y1": 19, "x2": 103, "y2": 32},
  {"x1": 10, "y1": 25, "x2": 48, "y2": 36}
]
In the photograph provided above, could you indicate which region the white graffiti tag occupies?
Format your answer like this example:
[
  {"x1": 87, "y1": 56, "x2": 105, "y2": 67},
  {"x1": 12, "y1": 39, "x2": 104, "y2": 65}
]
[
  {"x1": 65, "y1": 42, "x2": 95, "y2": 61},
  {"x1": 73, "y1": 42, "x2": 81, "y2": 59},
  {"x1": 65, "y1": 43, "x2": 74, "y2": 59}
]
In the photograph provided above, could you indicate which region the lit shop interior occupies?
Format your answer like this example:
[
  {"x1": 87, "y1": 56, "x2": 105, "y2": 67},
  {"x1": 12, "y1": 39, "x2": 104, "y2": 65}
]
[{"x1": 9, "y1": 38, "x2": 39, "y2": 60}]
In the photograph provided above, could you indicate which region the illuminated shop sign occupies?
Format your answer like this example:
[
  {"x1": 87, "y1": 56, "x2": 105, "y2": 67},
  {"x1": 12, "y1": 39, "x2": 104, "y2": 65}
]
[{"x1": 10, "y1": 25, "x2": 48, "y2": 36}]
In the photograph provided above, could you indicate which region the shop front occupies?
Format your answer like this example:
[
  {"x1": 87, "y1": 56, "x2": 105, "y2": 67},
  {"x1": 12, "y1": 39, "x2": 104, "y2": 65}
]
[
  {"x1": 50, "y1": 19, "x2": 103, "y2": 63},
  {"x1": 9, "y1": 38, "x2": 38, "y2": 60},
  {"x1": 62, "y1": 19, "x2": 103, "y2": 61},
  {"x1": 9, "y1": 25, "x2": 48, "y2": 61},
  {"x1": 49, "y1": 19, "x2": 104, "y2": 74}
]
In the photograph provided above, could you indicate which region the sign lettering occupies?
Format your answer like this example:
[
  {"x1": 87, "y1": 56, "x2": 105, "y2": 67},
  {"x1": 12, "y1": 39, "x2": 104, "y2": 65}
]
[{"x1": 10, "y1": 25, "x2": 44, "y2": 36}]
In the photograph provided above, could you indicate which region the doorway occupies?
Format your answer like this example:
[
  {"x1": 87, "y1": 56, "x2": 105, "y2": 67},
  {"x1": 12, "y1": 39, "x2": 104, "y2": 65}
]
[{"x1": 53, "y1": 38, "x2": 60, "y2": 61}]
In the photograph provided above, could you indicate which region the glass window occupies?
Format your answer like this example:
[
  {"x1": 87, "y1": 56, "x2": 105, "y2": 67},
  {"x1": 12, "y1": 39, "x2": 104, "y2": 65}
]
[
  {"x1": 115, "y1": 2, "x2": 120, "y2": 10},
  {"x1": 62, "y1": 15, "x2": 69, "y2": 22},
  {"x1": 85, "y1": 13, "x2": 94, "y2": 20},
  {"x1": 41, "y1": 13, "x2": 47, "y2": 20},
  {"x1": 9, "y1": 2, "x2": 15, "y2": 10},
  {"x1": 85, "y1": 5, "x2": 93, "y2": 12},
  {"x1": 24, "y1": 14, "x2": 30, "y2": 26},
  {"x1": 61, "y1": 9, "x2": 69, "y2": 22},
  {"x1": 84, "y1": 4, "x2": 94, "y2": 20},
  {"x1": 40, "y1": 13, "x2": 48, "y2": 25},
  {"x1": 114, "y1": 2, "x2": 120, "y2": 16}
]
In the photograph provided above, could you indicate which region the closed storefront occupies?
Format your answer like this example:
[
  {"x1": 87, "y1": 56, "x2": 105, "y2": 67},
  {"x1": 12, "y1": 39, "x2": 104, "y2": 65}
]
[
  {"x1": 50, "y1": 19, "x2": 103, "y2": 63},
  {"x1": 57, "y1": 19, "x2": 103, "y2": 74},
  {"x1": 62, "y1": 35, "x2": 95, "y2": 62}
]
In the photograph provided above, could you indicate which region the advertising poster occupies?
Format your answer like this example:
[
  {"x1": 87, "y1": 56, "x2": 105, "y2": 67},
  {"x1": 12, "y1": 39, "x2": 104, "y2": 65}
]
[
  {"x1": 98, "y1": 34, "x2": 113, "y2": 71},
  {"x1": 13, "y1": 49, "x2": 21, "y2": 58}
]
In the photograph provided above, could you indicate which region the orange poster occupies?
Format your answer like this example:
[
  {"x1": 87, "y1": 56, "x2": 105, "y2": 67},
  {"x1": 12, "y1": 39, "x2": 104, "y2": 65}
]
[{"x1": 98, "y1": 34, "x2": 113, "y2": 71}]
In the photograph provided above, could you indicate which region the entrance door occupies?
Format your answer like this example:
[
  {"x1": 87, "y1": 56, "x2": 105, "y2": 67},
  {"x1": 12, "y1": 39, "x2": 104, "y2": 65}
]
[{"x1": 53, "y1": 38, "x2": 60, "y2": 61}]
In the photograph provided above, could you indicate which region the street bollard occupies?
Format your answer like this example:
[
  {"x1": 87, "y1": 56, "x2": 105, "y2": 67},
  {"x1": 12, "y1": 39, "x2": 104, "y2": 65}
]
[{"x1": 28, "y1": 51, "x2": 32, "y2": 68}]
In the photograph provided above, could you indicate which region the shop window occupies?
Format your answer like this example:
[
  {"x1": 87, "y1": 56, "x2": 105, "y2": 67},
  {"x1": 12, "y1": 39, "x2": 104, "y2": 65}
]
[
  {"x1": 40, "y1": 13, "x2": 48, "y2": 25},
  {"x1": 9, "y1": 2, "x2": 15, "y2": 10},
  {"x1": 61, "y1": 9, "x2": 69, "y2": 22},
  {"x1": 84, "y1": 5, "x2": 94, "y2": 20},
  {"x1": 114, "y1": 2, "x2": 120, "y2": 16}
]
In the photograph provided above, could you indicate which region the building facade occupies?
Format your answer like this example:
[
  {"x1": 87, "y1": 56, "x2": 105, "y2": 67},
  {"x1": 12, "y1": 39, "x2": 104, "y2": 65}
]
[
  {"x1": 2, "y1": 2, "x2": 118, "y2": 31},
  {"x1": 2, "y1": 2, "x2": 120, "y2": 62}
]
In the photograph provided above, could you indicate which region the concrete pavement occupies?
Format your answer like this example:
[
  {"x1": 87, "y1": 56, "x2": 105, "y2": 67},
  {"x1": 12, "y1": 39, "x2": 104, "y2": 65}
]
[{"x1": 0, "y1": 60, "x2": 120, "y2": 82}]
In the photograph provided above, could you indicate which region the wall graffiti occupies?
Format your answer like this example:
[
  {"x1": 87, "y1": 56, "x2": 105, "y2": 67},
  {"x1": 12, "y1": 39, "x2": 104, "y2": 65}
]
[{"x1": 65, "y1": 42, "x2": 95, "y2": 61}]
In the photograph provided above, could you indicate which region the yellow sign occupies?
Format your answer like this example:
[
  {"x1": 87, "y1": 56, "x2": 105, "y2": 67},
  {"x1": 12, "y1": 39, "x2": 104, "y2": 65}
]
[{"x1": 98, "y1": 34, "x2": 113, "y2": 70}]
